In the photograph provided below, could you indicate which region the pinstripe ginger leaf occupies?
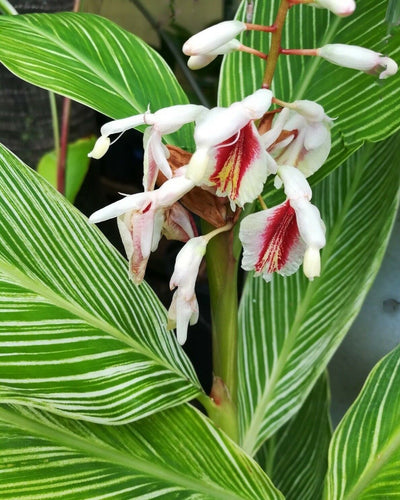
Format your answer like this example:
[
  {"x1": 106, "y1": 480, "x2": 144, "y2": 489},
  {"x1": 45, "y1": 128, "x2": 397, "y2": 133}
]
[
  {"x1": 324, "y1": 344, "x2": 400, "y2": 499},
  {"x1": 237, "y1": 134, "x2": 400, "y2": 457},
  {"x1": 257, "y1": 374, "x2": 331, "y2": 500},
  {"x1": 0, "y1": 404, "x2": 284, "y2": 499},
  {"x1": 0, "y1": 12, "x2": 194, "y2": 151},
  {"x1": 0, "y1": 143, "x2": 203, "y2": 423}
]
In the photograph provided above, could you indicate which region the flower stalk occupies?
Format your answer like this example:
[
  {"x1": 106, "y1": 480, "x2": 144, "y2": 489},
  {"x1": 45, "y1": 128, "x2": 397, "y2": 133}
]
[
  {"x1": 263, "y1": 0, "x2": 292, "y2": 88},
  {"x1": 203, "y1": 220, "x2": 239, "y2": 442}
]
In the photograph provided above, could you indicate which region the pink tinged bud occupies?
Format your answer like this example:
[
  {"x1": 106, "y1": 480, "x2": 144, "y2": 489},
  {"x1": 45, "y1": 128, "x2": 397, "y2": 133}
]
[
  {"x1": 310, "y1": 0, "x2": 355, "y2": 16},
  {"x1": 317, "y1": 44, "x2": 398, "y2": 79},
  {"x1": 88, "y1": 135, "x2": 110, "y2": 159},
  {"x1": 162, "y1": 203, "x2": 198, "y2": 242},
  {"x1": 167, "y1": 236, "x2": 208, "y2": 344},
  {"x1": 143, "y1": 128, "x2": 171, "y2": 190},
  {"x1": 182, "y1": 20, "x2": 246, "y2": 56},
  {"x1": 240, "y1": 201, "x2": 306, "y2": 282}
]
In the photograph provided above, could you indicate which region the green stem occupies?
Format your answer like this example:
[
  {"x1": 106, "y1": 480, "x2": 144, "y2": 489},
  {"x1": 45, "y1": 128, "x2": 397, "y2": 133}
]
[
  {"x1": 0, "y1": 0, "x2": 17, "y2": 15},
  {"x1": 49, "y1": 92, "x2": 60, "y2": 160},
  {"x1": 262, "y1": 0, "x2": 291, "y2": 88},
  {"x1": 203, "y1": 220, "x2": 239, "y2": 442}
]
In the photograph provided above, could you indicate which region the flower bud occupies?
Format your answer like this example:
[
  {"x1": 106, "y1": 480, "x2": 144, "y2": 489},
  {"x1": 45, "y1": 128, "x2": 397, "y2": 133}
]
[
  {"x1": 310, "y1": 0, "x2": 355, "y2": 17},
  {"x1": 88, "y1": 135, "x2": 110, "y2": 159},
  {"x1": 182, "y1": 20, "x2": 246, "y2": 56},
  {"x1": 318, "y1": 44, "x2": 398, "y2": 79}
]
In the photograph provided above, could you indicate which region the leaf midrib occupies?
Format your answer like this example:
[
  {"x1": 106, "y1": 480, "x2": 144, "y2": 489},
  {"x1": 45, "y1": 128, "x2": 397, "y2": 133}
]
[
  {"x1": 0, "y1": 406, "x2": 253, "y2": 500},
  {"x1": 0, "y1": 258, "x2": 202, "y2": 391}
]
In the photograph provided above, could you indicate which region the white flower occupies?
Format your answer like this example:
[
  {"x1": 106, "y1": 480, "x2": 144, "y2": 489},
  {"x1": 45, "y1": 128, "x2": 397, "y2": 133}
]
[
  {"x1": 263, "y1": 100, "x2": 332, "y2": 178},
  {"x1": 317, "y1": 44, "x2": 398, "y2": 79},
  {"x1": 88, "y1": 104, "x2": 207, "y2": 190},
  {"x1": 186, "y1": 89, "x2": 275, "y2": 208},
  {"x1": 182, "y1": 20, "x2": 246, "y2": 56},
  {"x1": 89, "y1": 174, "x2": 196, "y2": 284},
  {"x1": 309, "y1": 0, "x2": 355, "y2": 16},
  {"x1": 240, "y1": 166, "x2": 326, "y2": 281},
  {"x1": 167, "y1": 236, "x2": 208, "y2": 344}
]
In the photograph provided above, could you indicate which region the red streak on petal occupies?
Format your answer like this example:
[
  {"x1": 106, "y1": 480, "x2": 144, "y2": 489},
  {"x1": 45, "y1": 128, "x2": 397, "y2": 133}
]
[
  {"x1": 209, "y1": 122, "x2": 261, "y2": 200},
  {"x1": 255, "y1": 201, "x2": 299, "y2": 273}
]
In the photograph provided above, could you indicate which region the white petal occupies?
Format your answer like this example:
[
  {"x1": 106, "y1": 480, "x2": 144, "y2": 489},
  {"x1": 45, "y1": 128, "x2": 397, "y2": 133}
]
[
  {"x1": 290, "y1": 197, "x2": 326, "y2": 248},
  {"x1": 170, "y1": 236, "x2": 207, "y2": 296},
  {"x1": 100, "y1": 114, "x2": 146, "y2": 136},
  {"x1": 278, "y1": 166, "x2": 312, "y2": 201},
  {"x1": 156, "y1": 175, "x2": 195, "y2": 207},
  {"x1": 291, "y1": 100, "x2": 326, "y2": 122},
  {"x1": 379, "y1": 57, "x2": 398, "y2": 79},
  {"x1": 89, "y1": 192, "x2": 150, "y2": 223},
  {"x1": 151, "y1": 104, "x2": 207, "y2": 134}
]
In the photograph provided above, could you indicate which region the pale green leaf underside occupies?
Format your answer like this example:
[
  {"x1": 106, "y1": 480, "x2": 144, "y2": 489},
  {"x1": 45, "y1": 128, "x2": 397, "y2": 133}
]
[
  {"x1": 0, "y1": 143, "x2": 201, "y2": 423},
  {"x1": 219, "y1": 0, "x2": 400, "y2": 187},
  {"x1": 258, "y1": 374, "x2": 331, "y2": 500},
  {"x1": 238, "y1": 134, "x2": 400, "y2": 456},
  {"x1": 324, "y1": 344, "x2": 400, "y2": 499},
  {"x1": 0, "y1": 403, "x2": 283, "y2": 500},
  {"x1": 0, "y1": 12, "x2": 193, "y2": 150}
]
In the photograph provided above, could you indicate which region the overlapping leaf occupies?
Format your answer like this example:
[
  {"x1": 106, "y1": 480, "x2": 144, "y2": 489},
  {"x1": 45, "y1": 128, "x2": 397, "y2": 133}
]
[
  {"x1": 257, "y1": 374, "x2": 331, "y2": 500},
  {"x1": 0, "y1": 143, "x2": 202, "y2": 423},
  {"x1": 237, "y1": 134, "x2": 400, "y2": 457},
  {"x1": 0, "y1": 12, "x2": 194, "y2": 150},
  {"x1": 219, "y1": 0, "x2": 400, "y2": 185},
  {"x1": 0, "y1": 403, "x2": 283, "y2": 499},
  {"x1": 324, "y1": 344, "x2": 400, "y2": 499}
]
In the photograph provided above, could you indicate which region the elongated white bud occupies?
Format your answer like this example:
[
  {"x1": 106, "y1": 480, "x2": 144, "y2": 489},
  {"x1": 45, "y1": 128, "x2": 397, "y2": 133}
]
[
  {"x1": 182, "y1": 20, "x2": 246, "y2": 56},
  {"x1": 310, "y1": 0, "x2": 355, "y2": 16},
  {"x1": 88, "y1": 135, "x2": 110, "y2": 159},
  {"x1": 187, "y1": 40, "x2": 241, "y2": 69},
  {"x1": 318, "y1": 44, "x2": 398, "y2": 79}
]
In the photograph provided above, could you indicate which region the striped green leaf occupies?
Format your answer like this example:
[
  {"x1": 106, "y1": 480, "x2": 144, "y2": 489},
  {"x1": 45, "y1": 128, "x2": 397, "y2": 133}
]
[
  {"x1": 0, "y1": 142, "x2": 202, "y2": 423},
  {"x1": 324, "y1": 344, "x2": 400, "y2": 499},
  {"x1": 237, "y1": 134, "x2": 400, "y2": 457},
  {"x1": 0, "y1": 12, "x2": 193, "y2": 149},
  {"x1": 257, "y1": 374, "x2": 332, "y2": 500},
  {"x1": 0, "y1": 403, "x2": 284, "y2": 499},
  {"x1": 219, "y1": 0, "x2": 400, "y2": 184}
]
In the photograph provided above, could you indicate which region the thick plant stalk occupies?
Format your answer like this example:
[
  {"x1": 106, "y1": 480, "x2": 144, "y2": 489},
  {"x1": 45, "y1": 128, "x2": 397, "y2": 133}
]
[{"x1": 204, "y1": 221, "x2": 239, "y2": 442}]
